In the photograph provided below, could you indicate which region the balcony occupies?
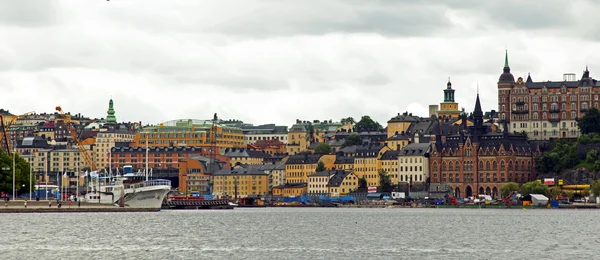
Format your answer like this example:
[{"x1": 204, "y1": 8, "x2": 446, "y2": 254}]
[
  {"x1": 580, "y1": 108, "x2": 589, "y2": 113},
  {"x1": 515, "y1": 101, "x2": 525, "y2": 106},
  {"x1": 512, "y1": 109, "x2": 529, "y2": 114},
  {"x1": 548, "y1": 118, "x2": 561, "y2": 123},
  {"x1": 549, "y1": 108, "x2": 561, "y2": 113}
]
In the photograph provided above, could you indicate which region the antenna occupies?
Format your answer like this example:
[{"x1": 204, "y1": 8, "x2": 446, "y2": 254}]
[{"x1": 477, "y1": 81, "x2": 479, "y2": 95}]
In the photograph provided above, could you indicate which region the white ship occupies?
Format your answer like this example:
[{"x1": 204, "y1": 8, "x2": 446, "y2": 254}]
[{"x1": 83, "y1": 177, "x2": 171, "y2": 209}]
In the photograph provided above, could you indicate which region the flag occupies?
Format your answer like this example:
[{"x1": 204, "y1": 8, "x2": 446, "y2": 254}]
[
  {"x1": 83, "y1": 171, "x2": 88, "y2": 177},
  {"x1": 90, "y1": 171, "x2": 99, "y2": 178},
  {"x1": 63, "y1": 171, "x2": 67, "y2": 177},
  {"x1": 116, "y1": 168, "x2": 120, "y2": 176}
]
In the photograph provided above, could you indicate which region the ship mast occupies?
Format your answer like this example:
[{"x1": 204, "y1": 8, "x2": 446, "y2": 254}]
[{"x1": 145, "y1": 134, "x2": 149, "y2": 181}]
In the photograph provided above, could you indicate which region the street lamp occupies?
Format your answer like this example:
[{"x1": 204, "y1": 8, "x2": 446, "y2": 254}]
[
  {"x1": 12, "y1": 153, "x2": 15, "y2": 200},
  {"x1": 1, "y1": 166, "x2": 9, "y2": 198}
]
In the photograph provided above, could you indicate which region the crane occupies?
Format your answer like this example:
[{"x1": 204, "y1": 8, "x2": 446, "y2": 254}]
[
  {"x1": 55, "y1": 106, "x2": 97, "y2": 171},
  {"x1": 0, "y1": 111, "x2": 35, "y2": 154}
]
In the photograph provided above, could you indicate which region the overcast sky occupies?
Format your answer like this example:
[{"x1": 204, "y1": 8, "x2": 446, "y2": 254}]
[{"x1": 2, "y1": 0, "x2": 600, "y2": 126}]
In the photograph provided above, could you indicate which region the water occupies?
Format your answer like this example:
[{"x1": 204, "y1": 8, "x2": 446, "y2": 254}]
[{"x1": 1, "y1": 208, "x2": 598, "y2": 259}]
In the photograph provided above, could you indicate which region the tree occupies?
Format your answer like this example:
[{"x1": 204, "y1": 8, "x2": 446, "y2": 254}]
[
  {"x1": 342, "y1": 133, "x2": 363, "y2": 148},
  {"x1": 591, "y1": 180, "x2": 600, "y2": 197},
  {"x1": 549, "y1": 186, "x2": 562, "y2": 199},
  {"x1": 355, "y1": 115, "x2": 383, "y2": 132},
  {"x1": 0, "y1": 150, "x2": 32, "y2": 197},
  {"x1": 358, "y1": 177, "x2": 367, "y2": 189},
  {"x1": 579, "y1": 107, "x2": 600, "y2": 134},
  {"x1": 534, "y1": 141, "x2": 579, "y2": 174},
  {"x1": 520, "y1": 181, "x2": 549, "y2": 197},
  {"x1": 314, "y1": 143, "x2": 332, "y2": 154},
  {"x1": 586, "y1": 149, "x2": 599, "y2": 163},
  {"x1": 500, "y1": 182, "x2": 520, "y2": 197},
  {"x1": 582, "y1": 187, "x2": 591, "y2": 197},
  {"x1": 316, "y1": 161, "x2": 326, "y2": 172},
  {"x1": 378, "y1": 170, "x2": 393, "y2": 193}
]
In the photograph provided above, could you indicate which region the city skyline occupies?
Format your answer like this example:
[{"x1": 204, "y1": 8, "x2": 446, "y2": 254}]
[{"x1": 1, "y1": 1, "x2": 600, "y2": 126}]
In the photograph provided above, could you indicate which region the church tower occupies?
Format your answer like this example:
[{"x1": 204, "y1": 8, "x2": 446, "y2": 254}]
[
  {"x1": 106, "y1": 99, "x2": 117, "y2": 124},
  {"x1": 497, "y1": 50, "x2": 515, "y2": 122},
  {"x1": 437, "y1": 78, "x2": 462, "y2": 119}
]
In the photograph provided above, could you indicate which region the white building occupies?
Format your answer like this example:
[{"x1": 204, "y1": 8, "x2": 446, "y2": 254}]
[
  {"x1": 398, "y1": 143, "x2": 431, "y2": 185},
  {"x1": 242, "y1": 124, "x2": 288, "y2": 144}
]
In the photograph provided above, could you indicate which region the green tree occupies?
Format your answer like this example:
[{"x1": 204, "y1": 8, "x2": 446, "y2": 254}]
[
  {"x1": 378, "y1": 170, "x2": 393, "y2": 193},
  {"x1": 316, "y1": 161, "x2": 326, "y2": 172},
  {"x1": 579, "y1": 107, "x2": 600, "y2": 134},
  {"x1": 500, "y1": 182, "x2": 520, "y2": 197},
  {"x1": 340, "y1": 117, "x2": 355, "y2": 125},
  {"x1": 582, "y1": 187, "x2": 591, "y2": 197},
  {"x1": 586, "y1": 149, "x2": 599, "y2": 163},
  {"x1": 342, "y1": 133, "x2": 363, "y2": 148},
  {"x1": 358, "y1": 177, "x2": 367, "y2": 189},
  {"x1": 355, "y1": 115, "x2": 383, "y2": 132},
  {"x1": 0, "y1": 150, "x2": 32, "y2": 197},
  {"x1": 591, "y1": 180, "x2": 600, "y2": 197},
  {"x1": 313, "y1": 143, "x2": 332, "y2": 154},
  {"x1": 565, "y1": 190, "x2": 575, "y2": 200},
  {"x1": 549, "y1": 186, "x2": 562, "y2": 199},
  {"x1": 520, "y1": 181, "x2": 549, "y2": 197},
  {"x1": 535, "y1": 142, "x2": 579, "y2": 174}
]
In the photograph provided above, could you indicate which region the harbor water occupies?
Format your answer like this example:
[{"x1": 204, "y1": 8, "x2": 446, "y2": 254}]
[{"x1": 1, "y1": 208, "x2": 598, "y2": 259}]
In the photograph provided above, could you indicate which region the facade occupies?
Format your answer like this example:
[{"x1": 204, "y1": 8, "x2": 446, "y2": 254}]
[
  {"x1": 353, "y1": 145, "x2": 390, "y2": 187},
  {"x1": 258, "y1": 163, "x2": 286, "y2": 193},
  {"x1": 110, "y1": 146, "x2": 228, "y2": 173},
  {"x1": 498, "y1": 52, "x2": 600, "y2": 140},
  {"x1": 133, "y1": 119, "x2": 244, "y2": 150},
  {"x1": 429, "y1": 94, "x2": 538, "y2": 199},
  {"x1": 223, "y1": 148, "x2": 271, "y2": 167},
  {"x1": 327, "y1": 170, "x2": 358, "y2": 197},
  {"x1": 437, "y1": 79, "x2": 462, "y2": 119},
  {"x1": 178, "y1": 156, "x2": 228, "y2": 195},
  {"x1": 387, "y1": 112, "x2": 419, "y2": 138},
  {"x1": 212, "y1": 165, "x2": 269, "y2": 198},
  {"x1": 247, "y1": 139, "x2": 286, "y2": 155},
  {"x1": 242, "y1": 124, "x2": 288, "y2": 144},
  {"x1": 334, "y1": 155, "x2": 354, "y2": 171},
  {"x1": 95, "y1": 131, "x2": 135, "y2": 169},
  {"x1": 379, "y1": 150, "x2": 400, "y2": 184},
  {"x1": 272, "y1": 183, "x2": 307, "y2": 197},
  {"x1": 307, "y1": 171, "x2": 332, "y2": 195},
  {"x1": 286, "y1": 123, "x2": 309, "y2": 155},
  {"x1": 398, "y1": 143, "x2": 431, "y2": 185},
  {"x1": 284, "y1": 154, "x2": 335, "y2": 184}
]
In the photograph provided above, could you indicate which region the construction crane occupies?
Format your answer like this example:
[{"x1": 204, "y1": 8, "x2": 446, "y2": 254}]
[
  {"x1": 55, "y1": 106, "x2": 97, "y2": 171},
  {"x1": 0, "y1": 111, "x2": 35, "y2": 154},
  {"x1": 207, "y1": 113, "x2": 218, "y2": 195}
]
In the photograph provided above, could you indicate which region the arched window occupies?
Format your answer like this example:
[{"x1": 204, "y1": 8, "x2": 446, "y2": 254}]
[
  {"x1": 543, "y1": 112, "x2": 547, "y2": 119},
  {"x1": 432, "y1": 162, "x2": 438, "y2": 172},
  {"x1": 492, "y1": 161, "x2": 497, "y2": 171},
  {"x1": 479, "y1": 161, "x2": 483, "y2": 170},
  {"x1": 442, "y1": 162, "x2": 447, "y2": 171},
  {"x1": 500, "y1": 161, "x2": 505, "y2": 171},
  {"x1": 485, "y1": 161, "x2": 491, "y2": 171},
  {"x1": 533, "y1": 112, "x2": 538, "y2": 120},
  {"x1": 508, "y1": 161, "x2": 513, "y2": 171},
  {"x1": 571, "y1": 111, "x2": 577, "y2": 119},
  {"x1": 448, "y1": 161, "x2": 454, "y2": 171}
]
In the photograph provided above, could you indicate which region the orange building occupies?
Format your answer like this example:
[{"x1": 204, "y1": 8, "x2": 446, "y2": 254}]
[
  {"x1": 179, "y1": 156, "x2": 230, "y2": 195},
  {"x1": 110, "y1": 146, "x2": 228, "y2": 172},
  {"x1": 272, "y1": 183, "x2": 307, "y2": 197},
  {"x1": 132, "y1": 119, "x2": 245, "y2": 151}
]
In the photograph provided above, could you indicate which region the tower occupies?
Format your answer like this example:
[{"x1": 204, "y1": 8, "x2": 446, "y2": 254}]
[
  {"x1": 106, "y1": 99, "x2": 117, "y2": 124},
  {"x1": 437, "y1": 78, "x2": 461, "y2": 119},
  {"x1": 497, "y1": 50, "x2": 515, "y2": 123}
]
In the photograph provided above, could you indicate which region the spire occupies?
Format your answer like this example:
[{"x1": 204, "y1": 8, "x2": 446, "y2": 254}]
[
  {"x1": 474, "y1": 94, "x2": 483, "y2": 117},
  {"x1": 526, "y1": 73, "x2": 532, "y2": 83},
  {"x1": 498, "y1": 49, "x2": 515, "y2": 84},
  {"x1": 504, "y1": 49, "x2": 509, "y2": 68},
  {"x1": 447, "y1": 77, "x2": 452, "y2": 89},
  {"x1": 106, "y1": 99, "x2": 117, "y2": 124}
]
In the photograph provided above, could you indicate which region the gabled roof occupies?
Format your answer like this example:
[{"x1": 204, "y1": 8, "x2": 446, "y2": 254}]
[
  {"x1": 223, "y1": 148, "x2": 271, "y2": 159},
  {"x1": 388, "y1": 112, "x2": 420, "y2": 123},
  {"x1": 380, "y1": 150, "x2": 401, "y2": 160},
  {"x1": 399, "y1": 143, "x2": 431, "y2": 157},
  {"x1": 285, "y1": 154, "x2": 322, "y2": 165}
]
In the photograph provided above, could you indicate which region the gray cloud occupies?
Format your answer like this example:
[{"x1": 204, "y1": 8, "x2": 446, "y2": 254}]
[{"x1": 0, "y1": 1, "x2": 60, "y2": 27}]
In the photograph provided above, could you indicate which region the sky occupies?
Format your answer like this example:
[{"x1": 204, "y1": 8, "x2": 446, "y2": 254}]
[{"x1": 2, "y1": 0, "x2": 600, "y2": 127}]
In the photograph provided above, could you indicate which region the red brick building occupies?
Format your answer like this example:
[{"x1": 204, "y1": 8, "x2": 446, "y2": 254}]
[
  {"x1": 429, "y1": 94, "x2": 540, "y2": 199},
  {"x1": 110, "y1": 146, "x2": 227, "y2": 172}
]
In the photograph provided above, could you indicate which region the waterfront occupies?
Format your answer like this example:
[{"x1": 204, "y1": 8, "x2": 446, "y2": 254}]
[{"x1": 1, "y1": 208, "x2": 599, "y2": 259}]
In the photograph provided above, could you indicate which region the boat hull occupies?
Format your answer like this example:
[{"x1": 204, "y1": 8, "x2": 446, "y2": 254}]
[{"x1": 123, "y1": 185, "x2": 171, "y2": 209}]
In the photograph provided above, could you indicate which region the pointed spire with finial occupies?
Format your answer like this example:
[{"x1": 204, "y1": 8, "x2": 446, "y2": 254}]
[{"x1": 504, "y1": 49, "x2": 509, "y2": 68}]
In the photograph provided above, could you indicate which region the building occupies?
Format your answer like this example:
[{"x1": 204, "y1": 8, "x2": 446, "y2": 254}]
[
  {"x1": 429, "y1": 105, "x2": 439, "y2": 117},
  {"x1": 334, "y1": 155, "x2": 354, "y2": 171},
  {"x1": 398, "y1": 143, "x2": 431, "y2": 186},
  {"x1": 286, "y1": 122, "x2": 309, "y2": 155},
  {"x1": 179, "y1": 156, "x2": 229, "y2": 195},
  {"x1": 327, "y1": 170, "x2": 359, "y2": 197},
  {"x1": 258, "y1": 163, "x2": 286, "y2": 194},
  {"x1": 272, "y1": 183, "x2": 307, "y2": 197},
  {"x1": 436, "y1": 79, "x2": 462, "y2": 119},
  {"x1": 429, "y1": 94, "x2": 538, "y2": 199},
  {"x1": 284, "y1": 154, "x2": 335, "y2": 184},
  {"x1": 353, "y1": 144, "x2": 390, "y2": 187},
  {"x1": 379, "y1": 150, "x2": 400, "y2": 184},
  {"x1": 95, "y1": 130, "x2": 135, "y2": 170},
  {"x1": 212, "y1": 165, "x2": 269, "y2": 199},
  {"x1": 497, "y1": 51, "x2": 600, "y2": 140},
  {"x1": 387, "y1": 112, "x2": 419, "y2": 138},
  {"x1": 223, "y1": 148, "x2": 271, "y2": 167},
  {"x1": 242, "y1": 124, "x2": 288, "y2": 144},
  {"x1": 247, "y1": 139, "x2": 287, "y2": 155},
  {"x1": 133, "y1": 119, "x2": 244, "y2": 150},
  {"x1": 307, "y1": 170, "x2": 333, "y2": 195}
]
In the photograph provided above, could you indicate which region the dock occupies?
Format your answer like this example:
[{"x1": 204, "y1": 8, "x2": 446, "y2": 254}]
[{"x1": 0, "y1": 200, "x2": 159, "y2": 213}]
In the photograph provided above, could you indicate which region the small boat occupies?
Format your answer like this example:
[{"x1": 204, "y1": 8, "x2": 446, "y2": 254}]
[{"x1": 228, "y1": 202, "x2": 239, "y2": 207}]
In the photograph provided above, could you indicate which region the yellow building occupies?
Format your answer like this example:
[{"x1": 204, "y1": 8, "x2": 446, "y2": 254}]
[
  {"x1": 437, "y1": 79, "x2": 462, "y2": 119},
  {"x1": 353, "y1": 145, "x2": 390, "y2": 187},
  {"x1": 223, "y1": 148, "x2": 270, "y2": 167},
  {"x1": 133, "y1": 119, "x2": 245, "y2": 151},
  {"x1": 212, "y1": 165, "x2": 269, "y2": 198},
  {"x1": 379, "y1": 150, "x2": 400, "y2": 184},
  {"x1": 284, "y1": 154, "x2": 335, "y2": 184},
  {"x1": 327, "y1": 170, "x2": 359, "y2": 197},
  {"x1": 272, "y1": 183, "x2": 307, "y2": 197},
  {"x1": 95, "y1": 131, "x2": 135, "y2": 169},
  {"x1": 386, "y1": 133, "x2": 410, "y2": 151},
  {"x1": 286, "y1": 123, "x2": 309, "y2": 155},
  {"x1": 398, "y1": 143, "x2": 431, "y2": 185},
  {"x1": 334, "y1": 156, "x2": 354, "y2": 171},
  {"x1": 387, "y1": 112, "x2": 419, "y2": 138}
]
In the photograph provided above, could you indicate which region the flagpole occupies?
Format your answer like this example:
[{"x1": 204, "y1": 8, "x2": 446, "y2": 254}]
[
  {"x1": 145, "y1": 135, "x2": 149, "y2": 181},
  {"x1": 76, "y1": 162, "x2": 79, "y2": 199},
  {"x1": 109, "y1": 148, "x2": 112, "y2": 178}
]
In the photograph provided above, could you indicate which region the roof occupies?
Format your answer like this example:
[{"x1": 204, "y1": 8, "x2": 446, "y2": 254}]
[
  {"x1": 309, "y1": 171, "x2": 333, "y2": 177},
  {"x1": 530, "y1": 194, "x2": 548, "y2": 200},
  {"x1": 285, "y1": 154, "x2": 322, "y2": 165},
  {"x1": 17, "y1": 136, "x2": 49, "y2": 149},
  {"x1": 223, "y1": 148, "x2": 271, "y2": 159},
  {"x1": 214, "y1": 166, "x2": 267, "y2": 176},
  {"x1": 355, "y1": 144, "x2": 385, "y2": 158},
  {"x1": 273, "y1": 183, "x2": 307, "y2": 189},
  {"x1": 334, "y1": 156, "x2": 355, "y2": 164},
  {"x1": 111, "y1": 146, "x2": 206, "y2": 153},
  {"x1": 328, "y1": 170, "x2": 352, "y2": 187},
  {"x1": 380, "y1": 150, "x2": 401, "y2": 160},
  {"x1": 242, "y1": 124, "x2": 288, "y2": 134},
  {"x1": 388, "y1": 112, "x2": 420, "y2": 123},
  {"x1": 257, "y1": 163, "x2": 285, "y2": 171},
  {"x1": 399, "y1": 143, "x2": 431, "y2": 157}
]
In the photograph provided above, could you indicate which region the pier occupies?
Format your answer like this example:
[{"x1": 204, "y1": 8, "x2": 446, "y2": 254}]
[{"x1": 0, "y1": 200, "x2": 159, "y2": 213}]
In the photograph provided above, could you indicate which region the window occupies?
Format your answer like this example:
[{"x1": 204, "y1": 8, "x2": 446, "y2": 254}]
[
  {"x1": 571, "y1": 111, "x2": 576, "y2": 119},
  {"x1": 533, "y1": 104, "x2": 538, "y2": 110},
  {"x1": 533, "y1": 112, "x2": 538, "y2": 120}
]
